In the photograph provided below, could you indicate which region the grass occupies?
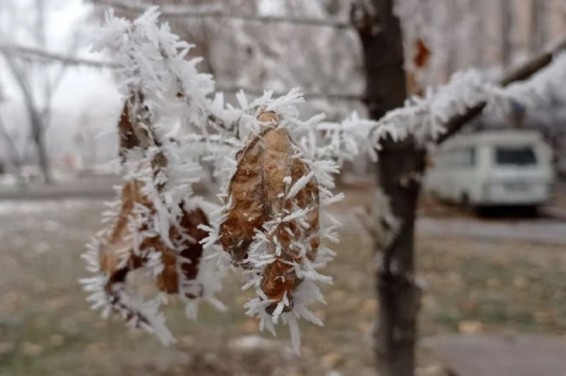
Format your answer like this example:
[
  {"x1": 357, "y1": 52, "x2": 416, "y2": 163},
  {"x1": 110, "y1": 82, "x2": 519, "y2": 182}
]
[
  {"x1": 0, "y1": 196, "x2": 565, "y2": 375},
  {"x1": 419, "y1": 238, "x2": 566, "y2": 337}
]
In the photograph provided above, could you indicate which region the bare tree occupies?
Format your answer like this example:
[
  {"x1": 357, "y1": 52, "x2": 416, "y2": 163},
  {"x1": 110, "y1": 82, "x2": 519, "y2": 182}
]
[
  {"x1": 353, "y1": 2, "x2": 420, "y2": 374},
  {"x1": 0, "y1": 0, "x2": 82, "y2": 183}
]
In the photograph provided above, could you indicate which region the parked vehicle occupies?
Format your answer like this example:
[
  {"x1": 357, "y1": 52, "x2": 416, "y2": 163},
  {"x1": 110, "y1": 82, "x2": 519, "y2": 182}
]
[{"x1": 425, "y1": 130, "x2": 555, "y2": 209}]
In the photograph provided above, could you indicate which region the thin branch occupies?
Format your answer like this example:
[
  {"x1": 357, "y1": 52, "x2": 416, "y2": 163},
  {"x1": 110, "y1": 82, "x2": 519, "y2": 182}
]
[
  {"x1": 437, "y1": 34, "x2": 566, "y2": 144},
  {"x1": 0, "y1": 43, "x2": 118, "y2": 69},
  {"x1": 0, "y1": 44, "x2": 363, "y2": 102},
  {"x1": 90, "y1": 0, "x2": 353, "y2": 30}
]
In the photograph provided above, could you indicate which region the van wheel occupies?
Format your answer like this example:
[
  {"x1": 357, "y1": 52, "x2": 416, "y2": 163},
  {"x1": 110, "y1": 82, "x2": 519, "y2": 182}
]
[{"x1": 523, "y1": 205, "x2": 539, "y2": 218}]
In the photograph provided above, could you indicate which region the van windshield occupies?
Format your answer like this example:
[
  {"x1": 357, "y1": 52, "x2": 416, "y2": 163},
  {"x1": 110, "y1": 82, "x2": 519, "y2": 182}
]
[{"x1": 495, "y1": 146, "x2": 537, "y2": 166}]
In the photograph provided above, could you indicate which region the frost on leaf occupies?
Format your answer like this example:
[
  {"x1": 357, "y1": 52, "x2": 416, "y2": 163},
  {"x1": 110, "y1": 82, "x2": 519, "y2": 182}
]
[
  {"x1": 117, "y1": 103, "x2": 141, "y2": 160},
  {"x1": 82, "y1": 174, "x2": 212, "y2": 343},
  {"x1": 99, "y1": 180, "x2": 209, "y2": 296},
  {"x1": 217, "y1": 110, "x2": 328, "y2": 352},
  {"x1": 220, "y1": 112, "x2": 319, "y2": 311},
  {"x1": 83, "y1": 7, "x2": 353, "y2": 352},
  {"x1": 220, "y1": 113, "x2": 318, "y2": 266},
  {"x1": 82, "y1": 92, "x2": 220, "y2": 344}
]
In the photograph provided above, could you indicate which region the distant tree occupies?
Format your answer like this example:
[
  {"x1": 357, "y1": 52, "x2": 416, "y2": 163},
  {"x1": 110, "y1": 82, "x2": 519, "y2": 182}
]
[{"x1": 0, "y1": 0, "x2": 85, "y2": 183}]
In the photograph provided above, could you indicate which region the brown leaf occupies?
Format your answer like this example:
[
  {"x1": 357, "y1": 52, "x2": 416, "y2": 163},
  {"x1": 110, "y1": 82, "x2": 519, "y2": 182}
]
[
  {"x1": 117, "y1": 103, "x2": 141, "y2": 160},
  {"x1": 219, "y1": 111, "x2": 319, "y2": 312},
  {"x1": 99, "y1": 179, "x2": 210, "y2": 326},
  {"x1": 117, "y1": 93, "x2": 158, "y2": 160}
]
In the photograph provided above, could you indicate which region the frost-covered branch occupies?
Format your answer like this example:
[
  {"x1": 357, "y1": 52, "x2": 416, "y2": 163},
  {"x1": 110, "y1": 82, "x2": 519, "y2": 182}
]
[
  {"x1": 360, "y1": 33, "x2": 566, "y2": 148},
  {"x1": 80, "y1": 5, "x2": 566, "y2": 354},
  {"x1": 82, "y1": 7, "x2": 227, "y2": 345},
  {"x1": 438, "y1": 34, "x2": 566, "y2": 144},
  {"x1": 82, "y1": 7, "x2": 351, "y2": 353}
]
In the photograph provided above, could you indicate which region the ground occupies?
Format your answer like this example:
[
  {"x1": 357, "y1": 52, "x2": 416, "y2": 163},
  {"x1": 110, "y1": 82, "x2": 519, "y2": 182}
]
[{"x1": 0, "y1": 183, "x2": 565, "y2": 376}]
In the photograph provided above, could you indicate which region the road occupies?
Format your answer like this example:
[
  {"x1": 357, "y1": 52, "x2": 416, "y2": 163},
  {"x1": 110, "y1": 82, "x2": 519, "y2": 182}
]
[
  {"x1": 1, "y1": 178, "x2": 564, "y2": 247},
  {"x1": 418, "y1": 216, "x2": 566, "y2": 246}
]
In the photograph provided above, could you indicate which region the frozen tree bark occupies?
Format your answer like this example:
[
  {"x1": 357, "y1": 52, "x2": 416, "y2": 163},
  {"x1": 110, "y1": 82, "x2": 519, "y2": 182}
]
[
  {"x1": 354, "y1": 2, "x2": 566, "y2": 375},
  {"x1": 353, "y1": 1, "x2": 422, "y2": 375}
]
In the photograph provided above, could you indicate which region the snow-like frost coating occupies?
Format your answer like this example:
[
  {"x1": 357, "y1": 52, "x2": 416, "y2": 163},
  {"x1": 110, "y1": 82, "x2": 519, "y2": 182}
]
[{"x1": 82, "y1": 5, "x2": 565, "y2": 352}]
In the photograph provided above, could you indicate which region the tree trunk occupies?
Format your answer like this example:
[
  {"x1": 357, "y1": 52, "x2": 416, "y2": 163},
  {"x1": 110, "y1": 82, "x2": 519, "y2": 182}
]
[
  {"x1": 376, "y1": 142, "x2": 425, "y2": 376},
  {"x1": 33, "y1": 126, "x2": 52, "y2": 184},
  {"x1": 353, "y1": 2, "x2": 566, "y2": 374},
  {"x1": 29, "y1": 109, "x2": 52, "y2": 184},
  {"x1": 353, "y1": 1, "x2": 423, "y2": 375}
]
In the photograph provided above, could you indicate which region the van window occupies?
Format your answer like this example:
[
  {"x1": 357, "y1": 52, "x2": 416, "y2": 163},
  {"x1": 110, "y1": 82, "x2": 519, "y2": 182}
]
[{"x1": 495, "y1": 146, "x2": 537, "y2": 166}]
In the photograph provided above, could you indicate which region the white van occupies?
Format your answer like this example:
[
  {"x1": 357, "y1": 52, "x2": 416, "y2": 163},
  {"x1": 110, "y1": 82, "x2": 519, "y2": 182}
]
[{"x1": 425, "y1": 130, "x2": 554, "y2": 208}]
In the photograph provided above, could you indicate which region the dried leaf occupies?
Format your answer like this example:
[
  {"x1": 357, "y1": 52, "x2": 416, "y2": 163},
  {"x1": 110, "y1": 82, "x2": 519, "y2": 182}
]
[
  {"x1": 100, "y1": 180, "x2": 209, "y2": 315},
  {"x1": 220, "y1": 111, "x2": 319, "y2": 312}
]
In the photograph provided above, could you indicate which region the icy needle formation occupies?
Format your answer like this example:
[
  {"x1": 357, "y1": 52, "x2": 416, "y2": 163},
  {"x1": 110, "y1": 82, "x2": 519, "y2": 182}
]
[
  {"x1": 80, "y1": 4, "x2": 542, "y2": 352},
  {"x1": 81, "y1": 7, "x2": 225, "y2": 345},
  {"x1": 212, "y1": 105, "x2": 340, "y2": 352},
  {"x1": 78, "y1": 6, "x2": 347, "y2": 352}
]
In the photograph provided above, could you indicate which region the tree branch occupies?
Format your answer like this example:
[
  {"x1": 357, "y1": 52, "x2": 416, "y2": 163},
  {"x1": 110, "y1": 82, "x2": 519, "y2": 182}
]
[
  {"x1": 437, "y1": 34, "x2": 566, "y2": 144},
  {"x1": 0, "y1": 43, "x2": 118, "y2": 69},
  {"x1": 89, "y1": 0, "x2": 353, "y2": 30},
  {"x1": 0, "y1": 44, "x2": 364, "y2": 102}
]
